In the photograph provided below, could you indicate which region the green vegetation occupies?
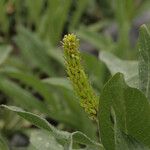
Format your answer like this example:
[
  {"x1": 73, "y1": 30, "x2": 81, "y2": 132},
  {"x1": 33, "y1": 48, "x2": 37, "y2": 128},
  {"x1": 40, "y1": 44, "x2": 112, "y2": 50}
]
[{"x1": 0, "y1": 0, "x2": 150, "y2": 150}]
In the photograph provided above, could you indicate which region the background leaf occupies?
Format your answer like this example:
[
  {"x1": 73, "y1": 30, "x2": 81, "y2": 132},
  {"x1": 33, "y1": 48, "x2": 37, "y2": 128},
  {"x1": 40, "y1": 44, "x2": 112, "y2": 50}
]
[
  {"x1": 0, "y1": 46, "x2": 12, "y2": 66},
  {"x1": 14, "y1": 27, "x2": 56, "y2": 76},
  {"x1": 0, "y1": 134, "x2": 9, "y2": 150},
  {"x1": 100, "y1": 51, "x2": 138, "y2": 88},
  {"x1": 0, "y1": 77, "x2": 50, "y2": 115},
  {"x1": 76, "y1": 26, "x2": 114, "y2": 51},
  {"x1": 69, "y1": 0, "x2": 88, "y2": 31},
  {"x1": 43, "y1": 77, "x2": 73, "y2": 91}
]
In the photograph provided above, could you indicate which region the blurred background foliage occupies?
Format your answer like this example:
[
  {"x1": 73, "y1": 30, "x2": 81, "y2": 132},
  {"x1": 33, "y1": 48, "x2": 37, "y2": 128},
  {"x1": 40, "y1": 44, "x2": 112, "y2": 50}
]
[{"x1": 0, "y1": 0, "x2": 150, "y2": 149}]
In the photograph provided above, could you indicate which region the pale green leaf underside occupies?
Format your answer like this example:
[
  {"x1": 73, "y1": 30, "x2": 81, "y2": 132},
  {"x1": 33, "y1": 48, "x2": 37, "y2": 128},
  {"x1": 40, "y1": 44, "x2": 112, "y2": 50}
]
[
  {"x1": 2, "y1": 105, "x2": 103, "y2": 150},
  {"x1": 29, "y1": 130, "x2": 63, "y2": 150},
  {"x1": 99, "y1": 51, "x2": 138, "y2": 88}
]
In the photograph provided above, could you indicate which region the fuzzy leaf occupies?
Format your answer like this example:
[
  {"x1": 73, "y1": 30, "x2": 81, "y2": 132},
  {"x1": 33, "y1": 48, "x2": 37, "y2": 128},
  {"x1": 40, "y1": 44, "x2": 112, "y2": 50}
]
[
  {"x1": 112, "y1": 108, "x2": 150, "y2": 150},
  {"x1": 138, "y1": 24, "x2": 150, "y2": 100},
  {"x1": 98, "y1": 73, "x2": 150, "y2": 150},
  {"x1": 100, "y1": 51, "x2": 138, "y2": 88},
  {"x1": 2, "y1": 105, "x2": 103, "y2": 149},
  {"x1": 29, "y1": 130, "x2": 63, "y2": 150}
]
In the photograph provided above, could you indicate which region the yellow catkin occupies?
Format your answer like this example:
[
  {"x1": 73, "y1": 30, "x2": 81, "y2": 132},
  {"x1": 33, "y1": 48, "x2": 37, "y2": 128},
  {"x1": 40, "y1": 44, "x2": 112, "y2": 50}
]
[{"x1": 62, "y1": 34, "x2": 99, "y2": 120}]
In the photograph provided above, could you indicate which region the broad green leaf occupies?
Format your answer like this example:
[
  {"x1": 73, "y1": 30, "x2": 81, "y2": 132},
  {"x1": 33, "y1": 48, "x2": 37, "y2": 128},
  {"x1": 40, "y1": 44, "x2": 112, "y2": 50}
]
[
  {"x1": 98, "y1": 73, "x2": 150, "y2": 150},
  {"x1": 138, "y1": 25, "x2": 150, "y2": 100},
  {"x1": 115, "y1": 129, "x2": 150, "y2": 150},
  {"x1": 0, "y1": 46, "x2": 12, "y2": 66},
  {"x1": 29, "y1": 131, "x2": 103, "y2": 150},
  {"x1": 30, "y1": 130, "x2": 63, "y2": 150},
  {"x1": 2, "y1": 105, "x2": 103, "y2": 149},
  {"x1": 100, "y1": 51, "x2": 138, "y2": 88},
  {"x1": 2, "y1": 105, "x2": 70, "y2": 140},
  {"x1": 112, "y1": 108, "x2": 150, "y2": 150}
]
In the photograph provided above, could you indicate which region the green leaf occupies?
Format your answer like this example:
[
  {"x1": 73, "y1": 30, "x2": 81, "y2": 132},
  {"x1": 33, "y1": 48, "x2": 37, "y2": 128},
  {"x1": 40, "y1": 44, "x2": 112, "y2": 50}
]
[
  {"x1": 29, "y1": 130, "x2": 63, "y2": 150},
  {"x1": 76, "y1": 26, "x2": 115, "y2": 51},
  {"x1": 29, "y1": 131, "x2": 103, "y2": 150},
  {"x1": 100, "y1": 51, "x2": 138, "y2": 88},
  {"x1": 0, "y1": 77, "x2": 50, "y2": 115},
  {"x1": 1, "y1": 70, "x2": 57, "y2": 109},
  {"x1": 45, "y1": 85, "x2": 97, "y2": 139},
  {"x1": 0, "y1": 69, "x2": 97, "y2": 136},
  {"x1": 25, "y1": 0, "x2": 43, "y2": 27},
  {"x1": 0, "y1": 134, "x2": 9, "y2": 150},
  {"x1": 43, "y1": 77, "x2": 73, "y2": 91},
  {"x1": 82, "y1": 52, "x2": 105, "y2": 91},
  {"x1": 38, "y1": 0, "x2": 71, "y2": 45},
  {"x1": 67, "y1": 131, "x2": 103, "y2": 150},
  {"x1": 69, "y1": 0, "x2": 88, "y2": 31},
  {"x1": 0, "y1": 45, "x2": 12, "y2": 66},
  {"x1": 115, "y1": 129, "x2": 150, "y2": 150},
  {"x1": 0, "y1": 69, "x2": 78, "y2": 128},
  {"x1": 2, "y1": 105, "x2": 70, "y2": 140},
  {"x1": 47, "y1": 48, "x2": 64, "y2": 66},
  {"x1": 113, "y1": 109, "x2": 150, "y2": 150},
  {"x1": 2, "y1": 105, "x2": 103, "y2": 149},
  {"x1": 138, "y1": 24, "x2": 150, "y2": 100},
  {"x1": 114, "y1": 0, "x2": 131, "y2": 54},
  {"x1": 0, "y1": 0, "x2": 9, "y2": 33},
  {"x1": 14, "y1": 27, "x2": 55, "y2": 76},
  {"x1": 98, "y1": 73, "x2": 150, "y2": 150}
]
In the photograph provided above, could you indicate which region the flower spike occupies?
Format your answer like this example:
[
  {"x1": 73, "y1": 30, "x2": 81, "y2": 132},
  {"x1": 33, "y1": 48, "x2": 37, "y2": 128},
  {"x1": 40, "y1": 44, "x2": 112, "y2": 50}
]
[{"x1": 62, "y1": 33, "x2": 99, "y2": 120}]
